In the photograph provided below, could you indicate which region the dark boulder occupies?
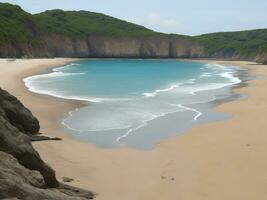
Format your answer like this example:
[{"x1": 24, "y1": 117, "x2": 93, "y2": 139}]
[
  {"x1": 0, "y1": 88, "x2": 40, "y2": 134},
  {"x1": 0, "y1": 88, "x2": 94, "y2": 198},
  {"x1": 0, "y1": 109, "x2": 59, "y2": 187},
  {"x1": 0, "y1": 151, "x2": 94, "y2": 199}
]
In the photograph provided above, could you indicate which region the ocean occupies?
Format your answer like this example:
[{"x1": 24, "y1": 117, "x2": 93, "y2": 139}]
[{"x1": 24, "y1": 59, "x2": 245, "y2": 149}]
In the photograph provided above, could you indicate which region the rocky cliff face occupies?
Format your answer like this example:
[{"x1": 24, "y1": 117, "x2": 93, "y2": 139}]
[
  {"x1": 0, "y1": 88, "x2": 94, "y2": 199},
  {"x1": 0, "y1": 35, "x2": 205, "y2": 59},
  {"x1": 1, "y1": 34, "x2": 267, "y2": 63},
  {"x1": 255, "y1": 52, "x2": 267, "y2": 64}
]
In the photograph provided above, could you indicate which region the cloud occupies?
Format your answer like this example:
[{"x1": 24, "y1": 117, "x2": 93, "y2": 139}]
[
  {"x1": 132, "y1": 13, "x2": 178, "y2": 33},
  {"x1": 145, "y1": 13, "x2": 177, "y2": 28}
]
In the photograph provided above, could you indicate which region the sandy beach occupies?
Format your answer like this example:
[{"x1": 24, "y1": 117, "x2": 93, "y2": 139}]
[{"x1": 1, "y1": 58, "x2": 267, "y2": 200}]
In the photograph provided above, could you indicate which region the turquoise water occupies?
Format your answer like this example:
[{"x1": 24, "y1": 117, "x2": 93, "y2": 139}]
[{"x1": 24, "y1": 59, "x2": 242, "y2": 149}]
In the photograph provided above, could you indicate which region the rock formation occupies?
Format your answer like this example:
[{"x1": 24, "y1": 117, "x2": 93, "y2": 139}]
[
  {"x1": 0, "y1": 35, "x2": 205, "y2": 59},
  {"x1": 0, "y1": 88, "x2": 94, "y2": 199}
]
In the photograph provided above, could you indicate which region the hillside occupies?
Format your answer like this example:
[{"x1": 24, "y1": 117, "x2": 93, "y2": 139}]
[
  {"x1": 0, "y1": 2, "x2": 160, "y2": 43},
  {"x1": 0, "y1": 3, "x2": 38, "y2": 43},
  {"x1": 34, "y1": 9, "x2": 161, "y2": 37},
  {"x1": 0, "y1": 2, "x2": 266, "y2": 63},
  {"x1": 196, "y1": 29, "x2": 267, "y2": 61}
]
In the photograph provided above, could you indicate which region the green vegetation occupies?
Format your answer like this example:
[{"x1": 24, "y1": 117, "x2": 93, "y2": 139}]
[
  {"x1": 258, "y1": 43, "x2": 267, "y2": 53},
  {"x1": 0, "y1": 3, "x2": 37, "y2": 43},
  {"x1": 0, "y1": 3, "x2": 162, "y2": 44},
  {"x1": 195, "y1": 29, "x2": 267, "y2": 58},
  {"x1": 34, "y1": 10, "x2": 162, "y2": 37}
]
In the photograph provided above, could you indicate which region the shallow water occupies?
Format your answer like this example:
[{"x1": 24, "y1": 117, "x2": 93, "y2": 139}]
[{"x1": 24, "y1": 59, "x2": 246, "y2": 149}]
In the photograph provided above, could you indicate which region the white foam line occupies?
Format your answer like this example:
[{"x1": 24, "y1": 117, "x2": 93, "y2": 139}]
[
  {"x1": 116, "y1": 123, "x2": 147, "y2": 142},
  {"x1": 144, "y1": 63, "x2": 242, "y2": 98},
  {"x1": 114, "y1": 94, "x2": 219, "y2": 143},
  {"x1": 204, "y1": 63, "x2": 228, "y2": 70},
  {"x1": 220, "y1": 71, "x2": 241, "y2": 84},
  {"x1": 189, "y1": 72, "x2": 241, "y2": 96},
  {"x1": 115, "y1": 101, "x2": 205, "y2": 143},
  {"x1": 23, "y1": 81, "x2": 105, "y2": 103},
  {"x1": 61, "y1": 108, "x2": 133, "y2": 132},
  {"x1": 115, "y1": 103, "x2": 203, "y2": 143},
  {"x1": 143, "y1": 78, "x2": 197, "y2": 98},
  {"x1": 172, "y1": 104, "x2": 203, "y2": 121},
  {"x1": 115, "y1": 112, "x2": 160, "y2": 142},
  {"x1": 63, "y1": 93, "x2": 218, "y2": 134},
  {"x1": 61, "y1": 108, "x2": 83, "y2": 132},
  {"x1": 143, "y1": 84, "x2": 181, "y2": 97},
  {"x1": 24, "y1": 75, "x2": 133, "y2": 103},
  {"x1": 54, "y1": 63, "x2": 81, "y2": 71},
  {"x1": 61, "y1": 109, "x2": 132, "y2": 133},
  {"x1": 199, "y1": 72, "x2": 212, "y2": 78},
  {"x1": 116, "y1": 106, "x2": 188, "y2": 142}
]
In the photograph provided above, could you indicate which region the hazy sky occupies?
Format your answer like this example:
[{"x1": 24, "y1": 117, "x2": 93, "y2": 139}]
[{"x1": 2, "y1": 0, "x2": 267, "y2": 35}]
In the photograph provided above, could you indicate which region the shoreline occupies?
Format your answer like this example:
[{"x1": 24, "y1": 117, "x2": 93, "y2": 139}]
[
  {"x1": 1, "y1": 58, "x2": 266, "y2": 200},
  {"x1": 23, "y1": 58, "x2": 248, "y2": 150},
  {"x1": 0, "y1": 58, "x2": 82, "y2": 139}
]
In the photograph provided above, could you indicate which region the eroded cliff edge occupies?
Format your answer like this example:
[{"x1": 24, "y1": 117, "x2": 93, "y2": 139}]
[
  {"x1": 0, "y1": 35, "x2": 205, "y2": 59},
  {"x1": 0, "y1": 88, "x2": 94, "y2": 199},
  {"x1": 2, "y1": 34, "x2": 266, "y2": 64}
]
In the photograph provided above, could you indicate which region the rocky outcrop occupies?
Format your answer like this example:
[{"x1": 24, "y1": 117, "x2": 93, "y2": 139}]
[
  {"x1": 0, "y1": 89, "x2": 40, "y2": 134},
  {"x1": 0, "y1": 151, "x2": 93, "y2": 200},
  {"x1": 1, "y1": 33, "x2": 267, "y2": 63},
  {"x1": 0, "y1": 35, "x2": 205, "y2": 59},
  {"x1": 0, "y1": 88, "x2": 94, "y2": 199},
  {"x1": 255, "y1": 52, "x2": 267, "y2": 64},
  {"x1": 57, "y1": 35, "x2": 204, "y2": 58},
  {"x1": 0, "y1": 88, "x2": 58, "y2": 187}
]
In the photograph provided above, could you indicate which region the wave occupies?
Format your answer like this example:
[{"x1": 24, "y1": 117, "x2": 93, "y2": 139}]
[
  {"x1": 172, "y1": 104, "x2": 202, "y2": 121},
  {"x1": 115, "y1": 102, "x2": 205, "y2": 143},
  {"x1": 114, "y1": 94, "x2": 220, "y2": 143},
  {"x1": 143, "y1": 83, "x2": 183, "y2": 97},
  {"x1": 23, "y1": 85, "x2": 103, "y2": 103},
  {"x1": 143, "y1": 78, "x2": 197, "y2": 97},
  {"x1": 26, "y1": 72, "x2": 85, "y2": 80},
  {"x1": 115, "y1": 121, "x2": 151, "y2": 142},
  {"x1": 25, "y1": 63, "x2": 241, "y2": 106},
  {"x1": 24, "y1": 82, "x2": 132, "y2": 103},
  {"x1": 188, "y1": 63, "x2": 241, "y2": 95},
  {"x1": 54, "y1": 63, "x2": 81, "y2": 71},
  {"x1": 62, "y1": 100, "x2": 206, "y2": 140},
  {"x1": 61, "y1": 108, "x2": 134, "y2": 132},
  {"x1": 25, "y1": 61, "x2": 241, "y2": 103},
  {"x1": 24, "y1": 63, "x2": 132, "y2": 103},
  {"x1": 143, "y1": 63, "x2": 241, "y2": 98},
  {"x1": 204, "y1": 63, "x2": 229, "y2": 70},
  {"x1": 24, "y1": 77, "x2": 132, "y2": 103},
  {"x1": 115, "y1": 109, "x2": 180, "y2": 143},
  {"x1": 220, "y1": 71, "x2": 241, "y2": 84},
  {"x1": 199, "y1": 72, "x2": 212, "y2": 78}
]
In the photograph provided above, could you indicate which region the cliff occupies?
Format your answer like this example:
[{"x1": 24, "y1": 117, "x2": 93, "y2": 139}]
[
  {"x1": 0, "y1": 35, "x2": 204, "y2": 58},
  {"x1": 0, "y1": 88, "x2": 94, "y2": 199},
  {"x1": 0, "y1": 3, "x2": 267, "y2": 63}
]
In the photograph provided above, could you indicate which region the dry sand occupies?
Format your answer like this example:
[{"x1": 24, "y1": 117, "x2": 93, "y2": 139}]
[{"x1": 1, "y1": 58, "x2": 267, "y2": 200}]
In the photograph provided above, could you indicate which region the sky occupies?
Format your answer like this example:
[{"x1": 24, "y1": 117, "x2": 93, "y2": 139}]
[{"x1": 2, "y1": 0, "x2": 267, "y2": 36}]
